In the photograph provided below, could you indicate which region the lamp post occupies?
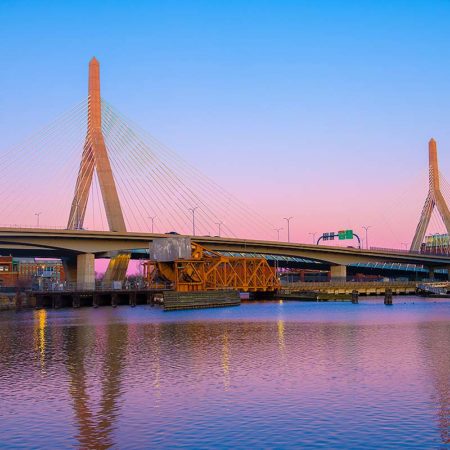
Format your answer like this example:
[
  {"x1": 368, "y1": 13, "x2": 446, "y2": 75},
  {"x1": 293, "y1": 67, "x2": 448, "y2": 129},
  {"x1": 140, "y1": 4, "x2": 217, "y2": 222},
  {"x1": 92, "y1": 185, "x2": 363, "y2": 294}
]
[
  {"x1": 35, "y1": 212, "x2": 42, "y2": 228},
  {"x1": 309, "y1": 232, "x2": 317, "y2": 244},
  {"x1": 362, "y1": 225, "x2": 371, "y2": 250},
  {"x1": 401, "y1": 242, "x2": 409, "y2": 251},
  {"x1": 284, "y1": 217, "x2": 293, "y2": 243},
  {"x1": 189, "y1": 206, "x2": 199, "y2": 236},
  {"x1": 215, "y1": 221, "x2": 223, "y2": 237},
  {"x1": 75, "y1": 199, "x2": 80, "y2": 230},
  {"x1": 274, "y1": 227, "x2": 283, "y2": 241},
  {"x1": 148, "y1": 216, "x2": 156, "y2": 233}
]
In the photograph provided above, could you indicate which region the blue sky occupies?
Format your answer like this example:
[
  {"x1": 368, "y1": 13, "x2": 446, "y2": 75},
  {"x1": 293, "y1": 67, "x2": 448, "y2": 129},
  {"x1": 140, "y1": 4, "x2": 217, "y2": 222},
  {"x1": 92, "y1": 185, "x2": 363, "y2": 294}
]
[{"x1": 1, "y1": 1, "x2": 450, "y2": 244}]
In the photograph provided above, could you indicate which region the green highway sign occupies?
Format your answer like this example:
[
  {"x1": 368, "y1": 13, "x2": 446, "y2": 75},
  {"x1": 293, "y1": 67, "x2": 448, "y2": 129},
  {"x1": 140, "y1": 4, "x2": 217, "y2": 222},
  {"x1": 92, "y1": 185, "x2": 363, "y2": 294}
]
[
  {"x1": 338, "y1": 229, "x2": 353, "y2": 240},
  {"x1": 318, "y1": 229, "x2": 360, "y2": 247}
]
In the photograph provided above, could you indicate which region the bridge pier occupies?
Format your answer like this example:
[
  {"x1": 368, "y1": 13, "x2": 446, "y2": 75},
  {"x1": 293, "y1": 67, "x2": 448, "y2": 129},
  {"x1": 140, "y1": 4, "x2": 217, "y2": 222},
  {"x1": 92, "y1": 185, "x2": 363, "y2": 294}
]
[
  {"x1": 330, "y1": 265, "x2": 347, "y2": 282},
  {"x1": 77, "y1": 253, "x2": 95, "y2": 290},
  {"x1": 62, "y1": 256, "x2": 77, "y2": 284}
]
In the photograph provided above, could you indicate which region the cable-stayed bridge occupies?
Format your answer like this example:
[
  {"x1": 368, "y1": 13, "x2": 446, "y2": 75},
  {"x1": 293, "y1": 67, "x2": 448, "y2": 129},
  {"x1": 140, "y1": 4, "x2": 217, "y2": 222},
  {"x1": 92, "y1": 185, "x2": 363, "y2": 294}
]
[{"x1": 2, "y1": 58, "x2": 450, "y2": 290}]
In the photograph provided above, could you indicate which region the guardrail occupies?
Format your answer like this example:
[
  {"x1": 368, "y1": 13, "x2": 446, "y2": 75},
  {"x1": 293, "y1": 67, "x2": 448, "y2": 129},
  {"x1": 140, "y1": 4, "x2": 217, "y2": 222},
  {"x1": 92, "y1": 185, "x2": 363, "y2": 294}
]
[
  {"x1": 284, "y1": 281, "x2": 424, "y2": 290},
  {"x1": 370, "y1": 246, "x2": 450, "y2": 256},
  {"x1": 26, "y1": 281, "x2": 172, "y2": 292},
  {"x1": 0, "y1": 224, "x2": 67, "y2": 230}
]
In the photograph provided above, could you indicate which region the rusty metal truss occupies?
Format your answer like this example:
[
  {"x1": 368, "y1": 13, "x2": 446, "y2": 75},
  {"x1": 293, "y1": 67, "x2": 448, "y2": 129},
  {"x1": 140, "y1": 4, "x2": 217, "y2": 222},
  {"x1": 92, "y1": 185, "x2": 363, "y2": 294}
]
[{"x1": 143, "y1": 242, "x2": 279, "y2": 292}]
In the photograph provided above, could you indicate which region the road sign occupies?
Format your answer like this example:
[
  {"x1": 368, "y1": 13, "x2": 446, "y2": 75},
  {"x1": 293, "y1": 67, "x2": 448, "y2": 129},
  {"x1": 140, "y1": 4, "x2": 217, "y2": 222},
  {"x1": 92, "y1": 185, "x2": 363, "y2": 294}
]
[{"x1": 338, "y1": 229, "x2": 353, "y2": 240}]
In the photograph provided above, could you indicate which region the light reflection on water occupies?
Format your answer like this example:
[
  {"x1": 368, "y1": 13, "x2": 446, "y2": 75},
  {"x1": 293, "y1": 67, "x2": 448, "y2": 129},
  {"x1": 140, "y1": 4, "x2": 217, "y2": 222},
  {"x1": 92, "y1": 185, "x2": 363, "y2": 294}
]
[{"x1": 0, "y1": 297, "x2": 450, "y2": 448}]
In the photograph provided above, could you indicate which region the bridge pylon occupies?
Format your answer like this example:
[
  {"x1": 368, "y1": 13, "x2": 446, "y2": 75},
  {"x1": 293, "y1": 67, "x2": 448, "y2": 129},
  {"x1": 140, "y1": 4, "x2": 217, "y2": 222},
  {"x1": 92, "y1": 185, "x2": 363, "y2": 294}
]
[
  {"x1": 410, "y1": 138, "x2": 450, "y2": 251},
  {"x1": 67, "y1": 57, "x2": 126, "y2": 232}
]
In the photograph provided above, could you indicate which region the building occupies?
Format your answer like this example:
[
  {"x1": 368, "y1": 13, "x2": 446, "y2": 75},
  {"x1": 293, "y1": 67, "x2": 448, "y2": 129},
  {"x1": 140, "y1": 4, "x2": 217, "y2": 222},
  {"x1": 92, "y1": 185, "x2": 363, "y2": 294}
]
[
  {"x1": 421, "y1": 234, "x2": 450, "y2": 255},
  {"x1": 14, "y1": 258, "x2": 64, "y2": 280},
  {"x1": 0, "y1": 256, "x2": 18, "y2": 288},
  {"x1": 0, "y1": 257, "x2": 65, "y2": 290}
]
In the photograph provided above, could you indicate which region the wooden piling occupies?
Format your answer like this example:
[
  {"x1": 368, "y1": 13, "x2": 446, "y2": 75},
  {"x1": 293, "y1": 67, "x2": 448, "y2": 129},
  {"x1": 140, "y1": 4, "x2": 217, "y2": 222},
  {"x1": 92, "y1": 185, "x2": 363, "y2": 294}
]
[
  {"x1": 72, "y1": 294, "x2": 81, "y2": 309},
  {"x1": 384, "y1": 289, "x2": 393, "y2": 305},
  {"x1": 52, "y1": 294, "x2": 62, "y2": 309}
]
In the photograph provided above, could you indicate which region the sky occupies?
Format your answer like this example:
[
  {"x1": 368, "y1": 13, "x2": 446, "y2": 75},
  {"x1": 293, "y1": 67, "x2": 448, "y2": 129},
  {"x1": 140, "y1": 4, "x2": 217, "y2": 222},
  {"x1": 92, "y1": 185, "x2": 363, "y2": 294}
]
[{"x1": 2, "y1": 0, "x2": 450, "y2": 248}]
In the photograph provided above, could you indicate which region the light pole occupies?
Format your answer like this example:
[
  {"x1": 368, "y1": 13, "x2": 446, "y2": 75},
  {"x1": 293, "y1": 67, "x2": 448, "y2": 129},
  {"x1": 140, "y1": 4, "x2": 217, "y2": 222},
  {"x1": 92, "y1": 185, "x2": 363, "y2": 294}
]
[
  {"x1": 75, "y1": 199, "x2": 80, "y2": 230},
  {"x1": 284, "y1": 217, "x2": 293, "y2": 243},
  {"x1": 401, "y1": 242, "x2": 409, "y2": 251},
  {"x1": 215, "y1": 221, "x2": 223, "y2": 237},
  {"x1": 189, "y1": 206, "x2": 199, "y2": 236},
  {"x1": 148, "y1": 216, "x2": 156, "y2": 233},
  {"x1": 309, "y1": 232, "x2": 317, "y2": 244},
  {"x1": 362, "y1": 225, "x2": 371, "y2": 250},
  {"x1": 274, "y1": 227, "x2": 283, "y2": 241},
  {"x1": 35, "y1": 212, "x2": 42, "y2": 228}
]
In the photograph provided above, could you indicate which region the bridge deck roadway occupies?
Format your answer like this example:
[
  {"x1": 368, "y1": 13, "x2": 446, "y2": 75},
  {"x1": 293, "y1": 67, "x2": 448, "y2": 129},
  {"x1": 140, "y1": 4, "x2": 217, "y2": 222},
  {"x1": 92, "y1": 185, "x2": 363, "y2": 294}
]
[{"x1": 0, "y1": 228, "x2": 449, "y2": 268}]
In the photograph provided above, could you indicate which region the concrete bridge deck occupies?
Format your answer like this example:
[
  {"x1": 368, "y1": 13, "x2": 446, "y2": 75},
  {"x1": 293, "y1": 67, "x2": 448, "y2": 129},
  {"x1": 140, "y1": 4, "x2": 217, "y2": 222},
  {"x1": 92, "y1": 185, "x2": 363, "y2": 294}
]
[{"x1": 0, "y1": 228, "x2": 450, "y2": 268}]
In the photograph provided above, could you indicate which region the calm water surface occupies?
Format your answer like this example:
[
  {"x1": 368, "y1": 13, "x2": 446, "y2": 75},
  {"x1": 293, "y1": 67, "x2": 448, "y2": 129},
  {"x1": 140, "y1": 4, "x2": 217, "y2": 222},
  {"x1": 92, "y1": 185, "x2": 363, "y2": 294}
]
[{"x1": 1, "y1": 297, "x2": 450, "y2": 449}]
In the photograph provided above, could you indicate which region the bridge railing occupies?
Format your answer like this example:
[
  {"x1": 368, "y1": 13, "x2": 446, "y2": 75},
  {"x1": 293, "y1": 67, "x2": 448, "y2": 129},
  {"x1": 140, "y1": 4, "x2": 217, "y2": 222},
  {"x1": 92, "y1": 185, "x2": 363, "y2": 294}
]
[
  {"x1": 0, "y1": 224, "x2": 68, "y2": 230},
  {"x1": 282, "y1": 280, "x2": 423, "y2": 290},
  {"x1": 27, "y1": 281, "x2": 172, "y2": 292},
  {"x1": 370, "y1": 246, "x2": 450, "y2": 256}
]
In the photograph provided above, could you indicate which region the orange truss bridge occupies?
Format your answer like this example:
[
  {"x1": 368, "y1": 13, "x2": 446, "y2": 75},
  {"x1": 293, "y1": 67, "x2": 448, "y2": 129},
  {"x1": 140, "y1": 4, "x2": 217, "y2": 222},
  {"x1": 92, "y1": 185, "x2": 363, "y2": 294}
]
[{"x1": 144, "y1": 242, "x2": 279, "y2": 292}]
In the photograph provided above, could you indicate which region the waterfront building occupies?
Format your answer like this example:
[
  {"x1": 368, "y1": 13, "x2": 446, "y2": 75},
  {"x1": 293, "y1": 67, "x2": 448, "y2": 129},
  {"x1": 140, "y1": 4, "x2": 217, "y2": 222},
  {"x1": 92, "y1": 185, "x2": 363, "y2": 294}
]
[
  {"x1": 421, "y1": 234, "x2": 450, "y2": 255},
  {"x1": 0, "y1": 257, "x2": 65, "y2": 289}
]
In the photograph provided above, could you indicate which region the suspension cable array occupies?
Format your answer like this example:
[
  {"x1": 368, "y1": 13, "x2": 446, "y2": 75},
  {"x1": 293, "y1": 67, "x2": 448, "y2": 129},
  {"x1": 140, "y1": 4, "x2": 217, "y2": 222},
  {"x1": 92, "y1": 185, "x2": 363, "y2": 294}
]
[{"x1": 0, "y1": 96, "x2": 275, "y2": 239}]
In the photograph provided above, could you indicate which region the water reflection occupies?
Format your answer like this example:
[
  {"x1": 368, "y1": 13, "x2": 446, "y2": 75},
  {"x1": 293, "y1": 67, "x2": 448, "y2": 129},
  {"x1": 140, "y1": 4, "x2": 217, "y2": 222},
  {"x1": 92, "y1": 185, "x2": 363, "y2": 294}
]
[
  {"x1": 63, "y1": 321, "x2": 128, "y2": 449},
  {"x1": 222, "y1": 329, "x2": 230, "y2": 391},
  {"x1": 33, "y1": 309, "x2": 47, "y2": 373},
  {"x1": 2, "y1": 302, "x2": 450, "y2": 447},
  {"x1": 420, "y1": 323, "x2": 450, "y2": 444}
]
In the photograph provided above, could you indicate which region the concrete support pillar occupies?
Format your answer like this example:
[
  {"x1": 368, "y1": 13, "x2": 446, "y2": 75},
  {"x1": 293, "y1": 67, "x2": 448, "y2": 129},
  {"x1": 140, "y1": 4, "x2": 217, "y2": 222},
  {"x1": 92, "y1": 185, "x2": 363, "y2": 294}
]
[
  {"x1": 330, "y1": 265, "x2": 347, "y2": 282},
  {"x1": 62, "y1": 256, "x2": 77, "y2": 285},
  {"x1": 77, "y1": 253, "x2": 95, "y2": 291}
]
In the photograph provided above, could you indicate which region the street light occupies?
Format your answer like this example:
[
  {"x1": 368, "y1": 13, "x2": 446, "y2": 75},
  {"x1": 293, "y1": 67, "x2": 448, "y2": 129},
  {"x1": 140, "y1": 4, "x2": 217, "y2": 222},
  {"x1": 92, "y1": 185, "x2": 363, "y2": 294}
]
[
  {"x1": 148, "y1": 216, "x2": 156, "y2": 233},
  {"x1": 283, "y1": 217, "x2": 293, "y2": 243},
  {"x1": 362, "y1": 225, "x2": 372, "y2": 250},
  {"x1": 35, "y1": 212, "x2": 42, "y2": 228},
  {"x1": 309, "y1": 232, "x2": 317, "y2": 244},
  {"x1": 274, "y1": 227, "x2": 283, "y2": 241},
  {"x1": 401, "y1": 242, "x2": 409, "y2": 251},
  {"x1": 215, "y1": 221, "x2": 223, "y2": 237},
  {"x1": 74, "y1": 198, "x2": 80, "y2": 230},
  {"x1": 188, "y1": 206, "x2": 199, "y2": 236}
]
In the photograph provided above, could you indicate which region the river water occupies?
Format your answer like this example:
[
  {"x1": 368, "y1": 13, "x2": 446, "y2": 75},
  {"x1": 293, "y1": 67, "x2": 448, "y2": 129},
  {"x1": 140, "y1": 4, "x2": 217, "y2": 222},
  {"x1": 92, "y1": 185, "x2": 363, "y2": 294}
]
[{"x1": 1, "y1": 297, "x2": 450, "y2": 448}]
